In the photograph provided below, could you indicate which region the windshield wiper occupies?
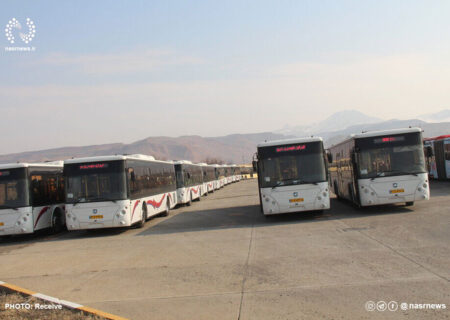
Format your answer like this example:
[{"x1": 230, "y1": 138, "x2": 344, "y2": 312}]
[
  {"x1": 272, "y1": 179, "x2": 318, "y2": 189},
  {"x1": 86, "y1": 197, "x2": 117, "y2": 203},
  {"x1": 371, "y1": 171, "x2": 419, "y2": 180}
]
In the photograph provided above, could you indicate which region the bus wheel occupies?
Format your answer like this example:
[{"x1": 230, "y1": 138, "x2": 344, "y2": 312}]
[
  {"x1": 137, "y1": 205, "x2": 147, "y2": 228},
  {"x1": 161, "y1": 199, "x2": 170, "y2": 217},
  {"x1": 50, "y1": 210, "x2": 65, "y2": 234},
  {"x1": 197, "y1": 193, "x2": 201, "y2": 201},
  {"x1": 334, "y1": 181, "x2": 340, "y2": 199},
  {"x1": 186, "y1": 193, "x2": 192, "y2": 206},
  {"x1": 405, "y1": 201, "x2": 414, "y2": 206}
]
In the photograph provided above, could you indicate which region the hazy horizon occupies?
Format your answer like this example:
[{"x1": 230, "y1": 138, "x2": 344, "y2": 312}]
[{"x1": 2, "y1": 1, "x2": 450, "y2": 154}]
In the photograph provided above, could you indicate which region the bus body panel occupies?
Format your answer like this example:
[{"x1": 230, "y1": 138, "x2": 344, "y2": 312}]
[
  {"x1": 0, "y1": 207, "x2": 33, "y2": 235},
  {"x1": 66, "y1": 190, "x2": 177, "y2": 230},
  {"x1": 176, "y1": 185, "x2": 201, "y2": 204},
  {"x1": 357, "y1": 173, "x2": 429, "y2": 206},
  {"x1": 260, "y1": 182, "x2": 330, "y2": 215}
]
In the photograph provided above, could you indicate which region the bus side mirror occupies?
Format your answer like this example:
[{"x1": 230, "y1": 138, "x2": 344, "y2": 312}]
[
  {"x1": 425, "y1": 146, "x2": 434, "y2": 157},
  {"x1": 326, "y1": 152, "x2": 333, "y2": 163},
  {"x1": 252, "y1": 160, "x2": 257, "y2": 172}
]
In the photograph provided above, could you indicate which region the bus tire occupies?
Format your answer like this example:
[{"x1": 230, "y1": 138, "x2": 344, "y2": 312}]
[
  {"x1": 137, "y1": 204, "x2": 147, "y2": 228},
  {"x1": 186, "y1": 194, "x2": 192, "y2": 206},
  {"x1": 405, "y1": 201, "x2": 414, "y2": 206},
  {"x1": 197, "y1": 193, "x2": 201, "y2": 201},
  {"x1": 334, "y1": 181, "x2": 340, "y2": 199},
  {"x1": 50, "y1": 209, "x2": 65, "y2": 234},
  {"x1": 161, "y1": 199, "x2": 170, "y2": 217}
]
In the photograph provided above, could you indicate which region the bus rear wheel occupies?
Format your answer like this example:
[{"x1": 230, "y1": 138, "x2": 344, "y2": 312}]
[
  {"x1": 50, "y1": 210, "x2": 65, "y2": 234},
  {"x1": 186, "y1": 194, "x2": 192, "y2": 206},
  {"x1": 161, "y1": 199, "x2": 170, "y2": 217},
  {"x1": 137, "y1": 205, "x2": 147, "y2": 228}
]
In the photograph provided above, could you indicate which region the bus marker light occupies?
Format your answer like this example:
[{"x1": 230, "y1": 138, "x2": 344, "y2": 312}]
[
  {"x1": 389, "y1": 189, "x2": 404, "y2": 194},
  {"x1": 0, "y1": 222, "x2": 4, "y2": 226},
  {"x1": 89, "y1": 215, "x2": 103, "y2": 219}
]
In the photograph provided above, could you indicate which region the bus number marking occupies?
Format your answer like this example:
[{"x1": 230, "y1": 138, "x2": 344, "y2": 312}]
[
  {"x1": 289, "y1": 198, "x2": 304, "y2": 203},
  {"x1": 389, "y1": 189, "x2": 404, "y2": 194}
]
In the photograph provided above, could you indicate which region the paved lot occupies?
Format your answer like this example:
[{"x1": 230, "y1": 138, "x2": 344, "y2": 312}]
[{"x1": 1, "y1": 179, "x2": 449, "y2": 319}]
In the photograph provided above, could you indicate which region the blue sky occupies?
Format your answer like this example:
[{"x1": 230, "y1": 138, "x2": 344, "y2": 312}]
[{"x1": 1, "y1": 0, "x2": 450, "y2": 153}]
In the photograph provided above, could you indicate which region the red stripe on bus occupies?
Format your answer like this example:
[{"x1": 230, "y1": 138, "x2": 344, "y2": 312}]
[
  {"x1": 34, "y1": 206, "x2": 49, "y2": 228},
  {"x1": 147, "y1": 194, "x2": 166, "y2": 208},
  {"x1": 191, "y1": 187, "x2": 199, "y2": 194},
  {"x1": 131, "y1": 200, "x2": 140, "y2": 221}
]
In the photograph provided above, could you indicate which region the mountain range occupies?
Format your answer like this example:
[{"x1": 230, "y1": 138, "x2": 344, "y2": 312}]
[{"x1": 1, "y1": 109, "x2": 449, "y2": 164}]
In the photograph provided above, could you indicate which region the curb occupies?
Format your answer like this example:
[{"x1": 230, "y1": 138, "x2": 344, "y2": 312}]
[{"x1": 0, "y1": 281, "x2": 128, "y2": 320}]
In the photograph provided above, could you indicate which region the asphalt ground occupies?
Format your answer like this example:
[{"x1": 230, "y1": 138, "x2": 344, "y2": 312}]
[{"x1": 0, "y1": 179, "x2": 449, "y2": 319}]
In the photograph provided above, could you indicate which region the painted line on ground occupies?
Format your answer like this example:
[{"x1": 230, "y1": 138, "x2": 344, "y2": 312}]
[{"x1": 0, "y1": 280, "x2": 128, "y2": 320}]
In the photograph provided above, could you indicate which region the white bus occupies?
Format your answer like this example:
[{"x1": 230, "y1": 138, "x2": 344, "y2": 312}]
[
  {"x1": 211, "y1": 164, "x2": 223, "y2": 190},
  {"x1": 231, "y1": 165, "x2": 241, "y2": 182},
  {"x1": 424, "y1": 134, "x2": 450, "y2": 180},
  {"x1": 328, "y1": 128, "x2": 429, "y2": 207},
  {"x1": 200, "y1": 163, "x2": 216, "y2": 193},
  {"x1": 224, "y1": 165, "x2": 233, "y2": 185},
  {"x1": 64, "y1": 155, "x2": 177, "y2": 230},
  {"x1": 174, "y1": 161, "x2": 203, "y2": 205},
  {"x1": 0, "y1": 161, "x2": 65, "y2": 236},
  {"x1": 254, "y1": 137, "x2": 330, "y2": 215}
]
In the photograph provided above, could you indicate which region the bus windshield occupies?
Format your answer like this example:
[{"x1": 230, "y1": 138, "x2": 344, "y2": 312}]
[
  {"x1": 64, "y1": 161, "x2": 127, "y2": 203},
  {"x1": 0, "y1": 168, "x2": 29, "y2": 209},
  {"x1": 357, "y1": 144, "x2": 426, "y2": 179},
  {"x1": 258, "y1": 141, "x2": 327, "y2": 189},
  {"x1": 356, "y1": 132, "x2": 426, "y2": 179}
]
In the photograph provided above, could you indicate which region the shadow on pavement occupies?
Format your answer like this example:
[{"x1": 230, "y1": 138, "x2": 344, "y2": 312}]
[{"x1": 136, "y1": 197, "x2": 416, "y2": 236}]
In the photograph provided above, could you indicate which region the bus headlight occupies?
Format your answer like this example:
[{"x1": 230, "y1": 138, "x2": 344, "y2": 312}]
[
  {"x1": 423, "y1": 183, "x2": 428, "y2": 189},
  {"x1": 317, "y1": 196, "x2": 322, "y2": 200},
  {"x1": 22, "y1": 217, "x2": 27, "y2": 222},
  {"x1": 322, "y1": 192, "x2": 328, "y2": 197},
  {"x1": 265, "y1": 197, "x2": 269, "y2": 202},
  {"x1": 121, "y1": 209, "x2": 126, "y2": 215},
  {"x1": 364, "y1": 189, "x2": 369, "y2": 194}
]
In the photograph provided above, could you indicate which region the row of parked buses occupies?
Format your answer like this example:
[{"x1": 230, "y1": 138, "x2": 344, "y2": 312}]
[
  {"x1": 0, "y1": 157, "x2": 242, "y2": 236},
  {"x1": 254, "y1": 127, "x2": 431, "y2": 215}
]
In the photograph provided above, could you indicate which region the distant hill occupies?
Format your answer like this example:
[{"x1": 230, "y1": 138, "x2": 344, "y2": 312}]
[
  {"x1": 0, "y1": 132, "x2": 293, "y2": 164},
  {"x1": 276, "y1": 110, "x2": 382, "y2": 137},
  {"x1": 1, "y1": 110, "x2": 449, "y2": 164},
  {"x1": 418, "y1": 109, "x2": 450, "y2": 123}
]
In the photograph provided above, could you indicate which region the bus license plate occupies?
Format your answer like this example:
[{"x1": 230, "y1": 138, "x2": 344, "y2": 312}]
[
  {"x1": 289, "y1": 198, "x2": 304, "y2": 203},
  {"x1": 89, "y1": 215, "x2": 103, "y2": 219},
  {"x1": 389, "y1": 189, "x2": 404, "y2": 194},
  {"x1": 0, "y1": 222, "x2": 4, "y2": 226}
]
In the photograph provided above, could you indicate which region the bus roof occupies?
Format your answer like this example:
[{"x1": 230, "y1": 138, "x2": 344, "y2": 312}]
[
  {"x1": 424, "y1": 134, "x2": 450, "y2": 142},
  {"x1": 257, "y1": 136, "x2": 323, "y2": 148},
  {"x1": 64, "y1": 154, "x2": 159, "y2": 164},
  {"x1": 0, "y1": 161, "x2": 64, "y2": 170},
  {"x1": 329, "y1": 127, "x2": 422, "y2": 148},
  {"x1": 173, "y1": 160, "x2": 194, "y2": 165},
  {"x1": 351, "y1": 127, "x2": 422, "y2": 139}
]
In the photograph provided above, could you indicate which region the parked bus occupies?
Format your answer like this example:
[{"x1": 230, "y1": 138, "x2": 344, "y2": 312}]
[
  {"x1": 64, "y1": 155, "x2": 176, "y2": 230},
  {"x1": 254, "y1": 137, "x2": 330, "y2": 215},
  {"x1": 225, "y1": 165, "x2": 233, "y2": 185},
  {"x1": 424, "y1": 135, "x2": 450, "y2": 180},
  {"x1": 215, "y1": 165, "x2": 226, "y2": 188},
  {"x1": 328, "y1": 128, "x2": 429, "y2": 207},
  {"x1": 240, "y1": 164, "x2": 256, "y2": 179},
  {"x1": 200, "y1": 163, "x2": 216, "y2": 193},
  {"x1": 174, "y1": 161, "x2": 203, "y2": 205},
  {"x1": 0, "y1": 161, "x2": 65, "y2": 236},
  {"x1": 231, "y1": 165, "x2": 241, "y2": 182}
]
